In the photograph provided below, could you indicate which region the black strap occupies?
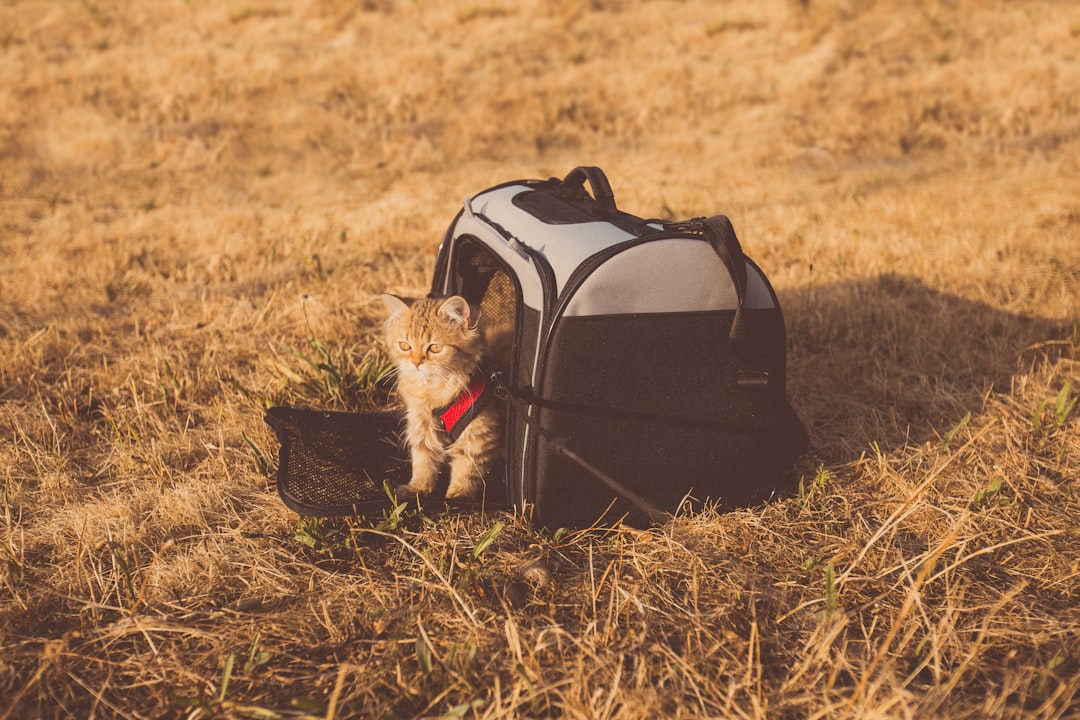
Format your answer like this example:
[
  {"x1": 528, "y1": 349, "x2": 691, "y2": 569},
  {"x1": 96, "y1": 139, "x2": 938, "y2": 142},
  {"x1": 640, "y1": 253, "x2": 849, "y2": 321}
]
[
  {"x1": 666, "y1": 216, "x2": 748, "y2": 346},
  {"x1": 555, "y1": 166, "x2": 618, "y2": 219},
  {"x1": 700, "y1": 215, "x2": 748, "y2": 346},
  {"x1": 504, "y1": 385, "x2": 779, "y2": 435}
]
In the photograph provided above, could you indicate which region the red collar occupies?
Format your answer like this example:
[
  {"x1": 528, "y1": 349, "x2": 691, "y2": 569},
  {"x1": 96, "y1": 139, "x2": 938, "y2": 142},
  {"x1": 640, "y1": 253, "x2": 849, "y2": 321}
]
[{"x1": 434, "y1": 371, "x2": 492, "y2": 441}]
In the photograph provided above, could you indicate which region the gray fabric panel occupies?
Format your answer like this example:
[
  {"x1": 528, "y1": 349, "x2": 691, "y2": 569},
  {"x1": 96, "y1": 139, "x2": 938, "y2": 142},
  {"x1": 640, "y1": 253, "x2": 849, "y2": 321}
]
[
  {"x1": 472, "y1": 186, "x2": 634, "y2": 294},
  {"x1": 563, "y1": 239, "x2": 776, "y2": 317},
  {"x1": 467, "y1": 186, "x2": 777, "y2": 317},
  {"x1": 451, "y1": 213, "x2": 546, "y2": 311}
]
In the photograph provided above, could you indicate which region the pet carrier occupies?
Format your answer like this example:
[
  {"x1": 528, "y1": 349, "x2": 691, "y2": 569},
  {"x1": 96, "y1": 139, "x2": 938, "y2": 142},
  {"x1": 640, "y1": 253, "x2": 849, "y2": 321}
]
[{"x1": 268, "y1": 166, "x2": 807, "y2": 527}]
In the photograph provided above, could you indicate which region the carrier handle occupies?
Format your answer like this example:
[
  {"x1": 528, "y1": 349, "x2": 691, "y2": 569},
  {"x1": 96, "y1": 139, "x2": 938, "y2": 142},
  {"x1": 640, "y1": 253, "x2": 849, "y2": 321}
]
[
  {"x1": 701, "y1": 215, "x2": 748, "y2": 346},
  {"x1": 555, "y1": 166, "x2": 618, "y2": 219}
]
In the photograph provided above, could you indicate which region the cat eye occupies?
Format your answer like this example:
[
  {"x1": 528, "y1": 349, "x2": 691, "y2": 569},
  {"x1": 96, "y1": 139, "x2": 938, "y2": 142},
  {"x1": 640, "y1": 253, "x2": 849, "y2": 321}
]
[
  {"x1": 397, "y1": 341, "x2": 411, "y2": 352},
  {"x1": 427, "y1": 343, "x2": 444, "y2": 354}
]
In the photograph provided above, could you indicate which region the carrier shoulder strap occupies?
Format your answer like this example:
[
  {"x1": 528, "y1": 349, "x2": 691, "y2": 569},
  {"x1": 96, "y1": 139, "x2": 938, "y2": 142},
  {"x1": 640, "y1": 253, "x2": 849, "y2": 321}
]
[{"x1": 701, "y1": 215, "x2": 748, "y2": 346}]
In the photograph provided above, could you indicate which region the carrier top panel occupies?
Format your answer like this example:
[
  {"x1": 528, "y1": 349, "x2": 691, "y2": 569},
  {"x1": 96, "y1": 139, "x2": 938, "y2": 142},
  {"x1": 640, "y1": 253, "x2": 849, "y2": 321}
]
[
  {"x1": 469, "y1": 185, "x2": 636, "y2": 294},
  {"x1": 467, "y1": 184, "x2": 777, "y2": 317}
]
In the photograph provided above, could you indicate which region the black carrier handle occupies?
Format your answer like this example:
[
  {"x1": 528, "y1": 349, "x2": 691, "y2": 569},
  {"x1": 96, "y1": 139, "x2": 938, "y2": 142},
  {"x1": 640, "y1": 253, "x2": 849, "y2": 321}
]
[{"x1": 555, "y1": 166, "x2": 618, "y2": 219}]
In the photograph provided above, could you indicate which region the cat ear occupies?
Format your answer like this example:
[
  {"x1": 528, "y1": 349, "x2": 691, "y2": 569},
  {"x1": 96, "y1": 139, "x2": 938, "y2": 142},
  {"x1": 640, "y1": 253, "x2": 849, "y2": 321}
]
[
  {"x1": 378, "y1": 294, "x2": 410, "y2": 319},
  {"x1": 438, "y1": 296, "x2": 473, "y2": 327}
]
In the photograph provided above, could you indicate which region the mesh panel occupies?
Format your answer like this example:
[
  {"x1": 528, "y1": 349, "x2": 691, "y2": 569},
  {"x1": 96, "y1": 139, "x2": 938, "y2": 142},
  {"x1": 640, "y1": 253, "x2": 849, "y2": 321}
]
[
  {"x1": 453, "y1": 240, "x2": 520, "y2": 377},
  {"x1": 266, "y1": 407, "x2": 410, "y2": 517},
  {"x1": 478, "y1": 270, "x2": 517, "y2": 331},
  {"x1": 455, "y1": 238, "x2": 519, "y2": 333}
]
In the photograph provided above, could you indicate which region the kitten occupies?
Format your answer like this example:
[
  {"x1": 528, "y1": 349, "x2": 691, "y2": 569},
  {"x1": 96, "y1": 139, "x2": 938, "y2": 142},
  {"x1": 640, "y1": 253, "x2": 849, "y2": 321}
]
[{"x1": 379, "y1": 294, "x2": 503, "y2": 502}]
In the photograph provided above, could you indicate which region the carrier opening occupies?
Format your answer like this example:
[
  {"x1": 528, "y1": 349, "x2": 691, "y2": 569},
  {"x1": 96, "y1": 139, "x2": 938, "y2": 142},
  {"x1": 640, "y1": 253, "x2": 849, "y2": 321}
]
[{"x1": 446, "y1": 237, "x2": 529, "y2": 499}]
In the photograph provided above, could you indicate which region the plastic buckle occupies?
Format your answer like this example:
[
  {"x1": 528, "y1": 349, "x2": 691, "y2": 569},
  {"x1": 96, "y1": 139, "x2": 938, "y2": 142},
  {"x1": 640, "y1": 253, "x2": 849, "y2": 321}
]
[{"x1": 665, "y1": 216, "x2": 707, "y2": 233}]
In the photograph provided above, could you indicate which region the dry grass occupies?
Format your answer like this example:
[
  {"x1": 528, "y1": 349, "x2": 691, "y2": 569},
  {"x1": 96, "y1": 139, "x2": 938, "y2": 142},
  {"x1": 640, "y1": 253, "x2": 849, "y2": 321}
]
[{"x1": 2, "y1": 0, "x2": 1079, "y2": 717}]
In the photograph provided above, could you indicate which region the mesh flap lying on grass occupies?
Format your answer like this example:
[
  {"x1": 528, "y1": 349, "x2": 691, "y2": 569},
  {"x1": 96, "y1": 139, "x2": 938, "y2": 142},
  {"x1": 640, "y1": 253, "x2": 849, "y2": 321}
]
[{"x1": 265, "y1": 406, "x2": 410, "y2": 517}]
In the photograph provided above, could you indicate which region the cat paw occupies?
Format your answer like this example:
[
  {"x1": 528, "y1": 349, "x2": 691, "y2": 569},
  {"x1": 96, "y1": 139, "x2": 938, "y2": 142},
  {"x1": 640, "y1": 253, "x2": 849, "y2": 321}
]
[
  {"x1": 445, "y1": 482, "x2": 482, "y2": 501},
  {"x1": 395, "y1": 483, "x2": 431, "y2": 501}
]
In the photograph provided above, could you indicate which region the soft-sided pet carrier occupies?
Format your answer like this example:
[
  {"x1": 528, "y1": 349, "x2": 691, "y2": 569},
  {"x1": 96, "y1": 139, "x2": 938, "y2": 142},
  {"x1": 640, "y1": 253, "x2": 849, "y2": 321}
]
[{"x1": 268, "y1": 166, "x2": 807, "y2": 527}]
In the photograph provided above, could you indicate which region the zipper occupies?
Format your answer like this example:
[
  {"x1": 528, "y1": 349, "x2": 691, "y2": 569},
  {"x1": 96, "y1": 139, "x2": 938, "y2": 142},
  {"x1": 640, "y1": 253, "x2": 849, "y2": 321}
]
[{"x1": 517, "y1": 245, "x2": 556, "y2": 507}]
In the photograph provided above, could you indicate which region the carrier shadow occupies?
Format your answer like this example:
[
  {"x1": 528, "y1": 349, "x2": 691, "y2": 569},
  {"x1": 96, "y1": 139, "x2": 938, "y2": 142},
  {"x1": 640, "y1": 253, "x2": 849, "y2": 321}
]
[{"x1": 779, "y1": 274, "x2": 1073, "y2": 465}]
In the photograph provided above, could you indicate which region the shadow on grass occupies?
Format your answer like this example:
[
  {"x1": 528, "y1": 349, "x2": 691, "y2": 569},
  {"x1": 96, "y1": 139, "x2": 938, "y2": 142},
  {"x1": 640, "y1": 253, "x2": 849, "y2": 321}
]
[{"x1": 780, "y1": 273, "x2": 1075, "y2": 464}]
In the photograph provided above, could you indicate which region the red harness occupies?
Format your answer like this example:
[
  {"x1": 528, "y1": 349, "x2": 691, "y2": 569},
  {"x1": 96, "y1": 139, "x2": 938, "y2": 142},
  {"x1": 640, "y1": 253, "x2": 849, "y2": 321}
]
[{"x1": 434, "y1": 371, "x2": 492, "y2": 442}]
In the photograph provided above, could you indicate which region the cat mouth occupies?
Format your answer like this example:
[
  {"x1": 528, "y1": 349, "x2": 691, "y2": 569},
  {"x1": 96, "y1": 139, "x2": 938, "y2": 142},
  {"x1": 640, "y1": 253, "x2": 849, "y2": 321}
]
[{"x1": 406, "y1": 364, "x2": 445, "y2": 381}]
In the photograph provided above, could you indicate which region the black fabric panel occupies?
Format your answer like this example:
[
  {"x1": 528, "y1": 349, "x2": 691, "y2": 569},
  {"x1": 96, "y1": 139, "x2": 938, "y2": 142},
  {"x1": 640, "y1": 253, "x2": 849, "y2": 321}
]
[
  {"x1": 513, "y1": 189, "x2": 597, "y2": 225},
  {"x1": 533, "y1": 406, "x2": 807, "y2": 528},
  {"x1": 529, "y1": 309, "x2": 804, "y2": 528},
  {"x1": 542, "y1": 310, "x2": 787, "y2": 419},
  {"x1": 512, "y1": 186, "x2": 652, "y2": 236},
  {"x1": 431, "y1": 208, "x2": 464, "y2": 295}
]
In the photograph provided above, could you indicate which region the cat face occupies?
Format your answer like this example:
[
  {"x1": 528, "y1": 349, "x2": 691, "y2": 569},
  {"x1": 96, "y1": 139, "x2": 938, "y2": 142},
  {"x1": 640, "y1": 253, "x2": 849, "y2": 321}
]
[{"x1": 380, "y1": 295, "x2": 481, "y2": 384}]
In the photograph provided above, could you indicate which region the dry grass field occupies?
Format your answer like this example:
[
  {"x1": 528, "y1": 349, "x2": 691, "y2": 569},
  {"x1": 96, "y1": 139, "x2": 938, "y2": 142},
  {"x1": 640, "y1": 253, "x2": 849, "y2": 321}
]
[{"x1": 2, "y1": 0, "x2": 1079, "y2": 717}]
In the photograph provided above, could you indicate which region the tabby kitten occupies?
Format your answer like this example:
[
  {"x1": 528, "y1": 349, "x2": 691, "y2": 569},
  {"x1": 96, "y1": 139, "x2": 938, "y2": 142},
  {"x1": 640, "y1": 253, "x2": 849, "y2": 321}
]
[{"x1": 380, "y1": 294, "x2": 503, "y2": 501}]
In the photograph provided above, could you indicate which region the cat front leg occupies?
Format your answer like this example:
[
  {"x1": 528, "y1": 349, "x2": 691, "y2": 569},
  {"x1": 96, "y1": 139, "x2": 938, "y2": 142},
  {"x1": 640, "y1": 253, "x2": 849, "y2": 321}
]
[
  {"x1": 395, "y1": 410, "x2": 444, "y2": 500},
  {"x1": 445, "y1": 448, "x2": 484, "y2": 500},
  {"x1": 445, "y1": 417, "x2": 499, "y2": 500},
  {"x1": 396, "y1": 431, "x2": 443, "y2": 500}
]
